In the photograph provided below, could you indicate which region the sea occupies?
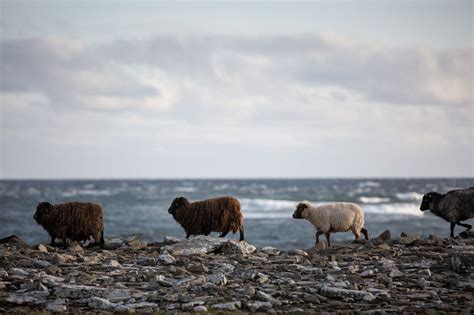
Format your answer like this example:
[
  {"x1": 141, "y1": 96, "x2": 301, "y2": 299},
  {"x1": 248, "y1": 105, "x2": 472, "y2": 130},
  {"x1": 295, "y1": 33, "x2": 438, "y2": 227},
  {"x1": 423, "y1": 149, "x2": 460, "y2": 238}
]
[{"x1": 1, "y1": 178, "x2": 473, "y2": 250}]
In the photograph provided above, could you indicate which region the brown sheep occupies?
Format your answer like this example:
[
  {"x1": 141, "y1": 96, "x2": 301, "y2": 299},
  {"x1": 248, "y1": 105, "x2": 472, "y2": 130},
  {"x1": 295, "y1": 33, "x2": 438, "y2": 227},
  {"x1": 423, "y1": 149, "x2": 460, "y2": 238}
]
[
  {"x1": 34, "y1": 201, "x2": 105, "y2": 249},
  {"x1": 168, "y1": 196, "x2": 244, "y2": 241}
]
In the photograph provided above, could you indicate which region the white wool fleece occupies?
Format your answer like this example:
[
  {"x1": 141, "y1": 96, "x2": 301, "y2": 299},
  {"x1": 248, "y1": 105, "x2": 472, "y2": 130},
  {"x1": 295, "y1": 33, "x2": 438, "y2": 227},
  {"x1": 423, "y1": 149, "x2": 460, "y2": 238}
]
[{"x1": 301, "y1": 202, "x2": 365, "y2": 234}]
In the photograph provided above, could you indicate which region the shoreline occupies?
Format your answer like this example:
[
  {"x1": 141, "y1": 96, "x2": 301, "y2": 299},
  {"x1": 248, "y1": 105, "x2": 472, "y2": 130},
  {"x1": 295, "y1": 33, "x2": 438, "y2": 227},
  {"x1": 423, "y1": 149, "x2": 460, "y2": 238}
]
[{"x1": 1, "y1": 232, "x2": 473, "y2": 313}]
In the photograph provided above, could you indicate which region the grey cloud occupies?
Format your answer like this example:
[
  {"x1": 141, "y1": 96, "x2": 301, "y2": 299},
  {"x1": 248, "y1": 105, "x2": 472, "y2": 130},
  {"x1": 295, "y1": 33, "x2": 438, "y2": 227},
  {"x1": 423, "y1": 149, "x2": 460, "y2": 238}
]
[
  {"x1": 1, "y1": 38, "x2": 160, "y2": 110},
  {"x1": 100, "y1": 34, "x2": 472, "y2": 107}
]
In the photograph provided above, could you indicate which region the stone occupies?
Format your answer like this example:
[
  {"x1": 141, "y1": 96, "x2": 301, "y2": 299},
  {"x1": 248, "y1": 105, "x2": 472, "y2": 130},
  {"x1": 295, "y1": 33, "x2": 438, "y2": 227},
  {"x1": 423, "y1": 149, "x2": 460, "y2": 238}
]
[
  {"x1": 68, "y1": 244, "x2": 84, "y2": 254},
  {"x1": 88, "y1": 297, "x2": 115, "y2": 310},
  {"x1": 52, "y1": 253, "x2": 67, "y2": 264},
  {"x1": 261, "y1": 246, "x2": 280, "y2": 255},
  {"x1": 360, "y1": 269, "x2": 375, "y2": 277},
  {"x1": 37, "y1": 244, "x2": 48, "y2": 253},
  {"x1": 151, "y1": 275, "x2": 174, "y2": 287},
  {"x1": 107, "y1": 289, "x2": 132, "y2": 303},
  {"x1": 212, "y1": 301, "x2": 241, "y2": 311},
  {"x1": 247, "y1": 301, "x2": 273, "y2": 312},
  {"x1": 128, "y1": 239, "x2": 148, "y2": 250},
  {"x1": 9, "y1": 268, "x2": 29, "y2": 277},
  {"x1": 193, "y1": 305, "x2": 208, "y2": 312},
  {"x1": 320, "y1": 286, "x2": 376, "y2": 302},
  {"x1": 34, "y1": 260, "x2": 51, "y2": 269},
  {"x1": 256, "y1": 290, "x2": 282, "y2": 306},
  {"x1": 55, "y1": 284, "x2": 106, "y2": 298},
  {"x1": 158, "y1": 253, "x2": 176, "y2": 265},
  {"x1": 187, "y1": 263, "x2": 209, "y2": 273},
  {"x1": 41, "y1": 274, "x2": 65, "y2": 286},
  {"x1": 459, "y1": 230, "x2": 474, "y2": 238},
  {"x1": 398, "y1": 234, "x2": 421, "y2": 245},
  {"x1": 161, "y1": 235, "x2": 228, "y2": 256},
  {"x1": 450, "y1": 251, "x2": 474, "y2": 274},
  {"x1": 244, "y1": 283, "x2": 256, "y2": 297},
  {"x1": 306, "y1": 243, "x2": 326, "y2": 255},
  {"x1": 6, "y1": 291, "x2": 49, "y2": 305},
  {"x1": 220, "y1": 240, "x2": 256, "y2": 255},
  {"x1": 1, "y1": 233, "x2": 473, "y2": 313},
  {"x1": 288, "y1": 249, "x2": 309, "y2": 256},
  {"x1": 103, "y1": 260, "x2": 121, "y2": 268},
  {"x1": 181, "y1": 300, "x2": 205, "y2": 311},
  {"x1": 0, "y1": 235, "x2": 30, "y2": 248},
  {"x1": 418, "y1": 269, "x2": 432, "y2": 277},
  {"x1": 176, "y1": 275, "x2": 206, "y2": 287},
  {"x1": 163, "y1": 236, "x2": 182, "y2": 244},
  {"x1": 206, "y1": 273, "x2": 227, "y2": 285},
  {"x1": 389, "y1": 269, "x2": 404, "y2": 278},
  {"x1": 46, "y1": 299, "x2": 67, "y2": 312},
  {"x1": 378, "y1": 229, "x2": 391, "y2": 241},
  {"x1": 105, "y1": 237, "x2": 123, "y2": 249}
]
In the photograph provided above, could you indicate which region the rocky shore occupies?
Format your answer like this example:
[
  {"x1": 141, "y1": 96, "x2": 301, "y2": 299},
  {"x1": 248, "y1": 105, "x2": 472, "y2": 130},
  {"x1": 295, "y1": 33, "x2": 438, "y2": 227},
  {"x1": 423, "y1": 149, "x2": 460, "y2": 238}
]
[{"x1": 0, "y1": 231, "x2": 473, "y2": 314}]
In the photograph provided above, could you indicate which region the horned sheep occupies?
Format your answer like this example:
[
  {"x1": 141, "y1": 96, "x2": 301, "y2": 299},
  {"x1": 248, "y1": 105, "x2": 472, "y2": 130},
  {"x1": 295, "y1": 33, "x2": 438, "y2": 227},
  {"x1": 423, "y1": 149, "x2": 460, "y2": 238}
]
[
  {"x1": 292, "y1": 201, "x2": 369, "y2": 247},
  {"x1": 168, "y1": 196, "x2": 245, "y2": 241},
  {"x1": 34, "y1": 201, "x2": 105, "y2": 248}
]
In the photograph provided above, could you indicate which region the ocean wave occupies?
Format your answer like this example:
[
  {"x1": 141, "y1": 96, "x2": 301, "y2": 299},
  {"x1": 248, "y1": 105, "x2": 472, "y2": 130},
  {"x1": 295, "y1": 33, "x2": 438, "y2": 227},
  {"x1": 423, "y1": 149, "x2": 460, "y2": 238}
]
[
  {"x1": 359, "y1": 196, "x2": 391, "y2": 204},
  {"x1": 62, "y1": 189, "x2": 113, "y2": 197},
  {"x1": 26, "y1": 187, "x2": 41, "y2": 196},
  {"x1": 357, "y1": 181, "x2": 381, "y2": 188},
  {"x1": 213, "y1": 184, "x2": 237, "y2": 191},
  {"x1": 240, "y1": 198, "x2": 298, "y2": 210},
  {"x1": 174, "y1": 187, "x2": 197, "y2": 192},
  {"x1": 240, "y1": 198, "x2": 424, "y2": 219},
  {"x1": 364, "y1": 203, "x2": 424, "y2": 217},
  {"x1": 395, "y1": 192, "x2": 423, "y2": 201}
]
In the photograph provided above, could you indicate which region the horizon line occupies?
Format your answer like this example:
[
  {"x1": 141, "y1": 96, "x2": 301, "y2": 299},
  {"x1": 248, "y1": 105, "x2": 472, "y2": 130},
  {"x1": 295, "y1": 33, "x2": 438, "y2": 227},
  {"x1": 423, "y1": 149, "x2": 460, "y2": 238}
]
[{"x1": 1, "y1": 176, "x2": 473, "y2": 181}]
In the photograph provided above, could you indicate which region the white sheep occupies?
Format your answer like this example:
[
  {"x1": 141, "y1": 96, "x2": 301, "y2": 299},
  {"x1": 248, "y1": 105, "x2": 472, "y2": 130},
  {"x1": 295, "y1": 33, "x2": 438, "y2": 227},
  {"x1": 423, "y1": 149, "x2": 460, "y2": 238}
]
[{"x1": 292, "y1": 201, "x2": 369, "y2": 247}]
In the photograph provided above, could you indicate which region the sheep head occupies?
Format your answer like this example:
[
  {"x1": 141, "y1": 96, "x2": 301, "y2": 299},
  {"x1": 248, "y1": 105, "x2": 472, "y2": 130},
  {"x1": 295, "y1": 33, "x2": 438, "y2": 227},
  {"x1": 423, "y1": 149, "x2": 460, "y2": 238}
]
[
  {"x1": 420, "y1": 192, "x2": 440, "y2": 211},
  {"x1": 34, "y1": 201, "x2": 53, "y2": 224},
  {"x1": 293, "y1": 202, "x2": 309, "y2": 219},
  {"x1": 168, "y1": 197, "x2": 190, "y2": 218}
]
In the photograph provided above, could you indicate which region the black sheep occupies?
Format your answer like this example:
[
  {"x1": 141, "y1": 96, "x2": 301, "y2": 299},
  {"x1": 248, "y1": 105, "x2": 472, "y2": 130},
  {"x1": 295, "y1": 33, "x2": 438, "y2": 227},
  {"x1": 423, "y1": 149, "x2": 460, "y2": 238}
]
[{"x1": 420, "y1": 187, "x2": 474, "y2": 237}]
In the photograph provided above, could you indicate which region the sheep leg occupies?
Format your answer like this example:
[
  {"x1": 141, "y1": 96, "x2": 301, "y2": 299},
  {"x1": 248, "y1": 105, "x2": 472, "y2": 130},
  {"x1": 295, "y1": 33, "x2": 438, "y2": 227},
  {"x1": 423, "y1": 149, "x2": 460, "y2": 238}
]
[
  {"x1": 361, "y1": 227, "x2": 369, "y2": 240},
  {"x1": 185, "y1": 233, "x2": 191, "y2": 239},
  {"x1": 62, "y1": 238, "x2": 68, "y2": 249},
  {"x1": 99, "y1": 230, "x2": 105, "y2": 249},
  {"x1": 239, "y1": 227, "x2": 245, "y2": 241},
  {"x1": 325, "y1": 233, "x2": 331, "y2": 247},
  {"x1": 315, "y1": 231, "x2": 323, "y2": 244},
  {"x1": 352, "y1": 230, "x2": 360, "y2": 240},
  {"x1": 457, "y1": 222, "x2": 472, "y2": 231},
  {"x1": 450, "y1": 222, "x2": 456, "y2": 237},
  {"x1": 50, "y1": 236, "x2": 56, "y2": 247}
]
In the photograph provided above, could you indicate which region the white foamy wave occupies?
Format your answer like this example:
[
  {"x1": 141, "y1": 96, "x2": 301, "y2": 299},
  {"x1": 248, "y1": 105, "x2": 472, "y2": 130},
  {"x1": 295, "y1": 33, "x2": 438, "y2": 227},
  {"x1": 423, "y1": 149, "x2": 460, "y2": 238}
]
[
  {"x1": 357, "y1": 181, "x2": 381, "y2": 188},
  {"x1": 363, "y1": 203, "x2": 424, "y2": 217},
  {"x1": 243, "y1": 211, "x2": 290, "y2": 219},
  {"x1": 240, "y1": 198, "x2": 298, "y2": 210},
  {"x1": 174, "y1": 187, "x2": 197, "y2": 192},
  {"x1": 62, "y1": 189, "x2": 112, "y2": 197},
  {"x1": 213, "y1": 184, "x2": 237, "y2": 191},
  {"x1": 26, "y1": 187, "x2": 41, "y2": 196},
  {"x1": 395, "y1": 192, "x2": 423, "y2": 201},
  {"x1": 359, "y1": 196, "x2": 390, "y2": 204}
]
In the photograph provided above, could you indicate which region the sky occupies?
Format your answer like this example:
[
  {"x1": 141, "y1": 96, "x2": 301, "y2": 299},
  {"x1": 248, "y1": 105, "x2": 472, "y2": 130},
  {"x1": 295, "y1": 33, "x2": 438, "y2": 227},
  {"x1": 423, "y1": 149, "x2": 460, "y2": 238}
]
[{"x1": 0, "y1": 0, "x2": 473, "y2": 179}]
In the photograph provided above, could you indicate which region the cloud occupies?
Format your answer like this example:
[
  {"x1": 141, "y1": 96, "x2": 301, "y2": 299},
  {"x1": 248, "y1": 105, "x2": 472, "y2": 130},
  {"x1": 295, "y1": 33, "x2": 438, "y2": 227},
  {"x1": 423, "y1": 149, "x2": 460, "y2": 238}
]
[
  {"x1": 1, "y1": 33, "x2": 472, "y2": 177},
  {"x1": 99, "y1": 34, "x2": 472, "y2": 107},
  {"x1": 0, "y1": 37, "x2": 168, "y2": 111}
]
